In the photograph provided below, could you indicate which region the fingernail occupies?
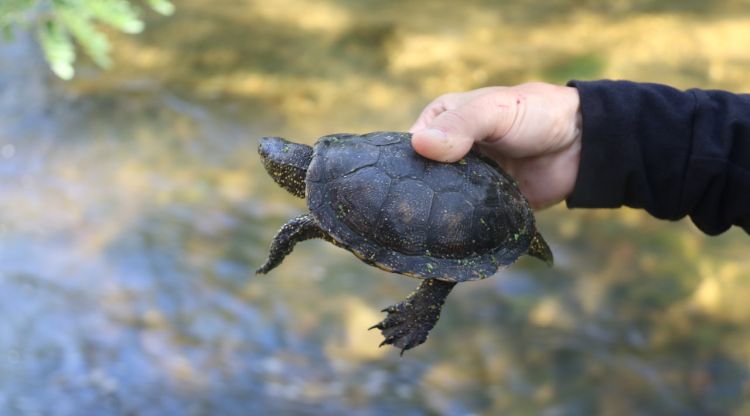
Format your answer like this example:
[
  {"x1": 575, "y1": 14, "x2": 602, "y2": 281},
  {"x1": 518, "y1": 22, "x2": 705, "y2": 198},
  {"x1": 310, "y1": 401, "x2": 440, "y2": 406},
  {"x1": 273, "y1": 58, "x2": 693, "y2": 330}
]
[{"x1": 419, "y1": 128, "x2": 448, "y2": 143}]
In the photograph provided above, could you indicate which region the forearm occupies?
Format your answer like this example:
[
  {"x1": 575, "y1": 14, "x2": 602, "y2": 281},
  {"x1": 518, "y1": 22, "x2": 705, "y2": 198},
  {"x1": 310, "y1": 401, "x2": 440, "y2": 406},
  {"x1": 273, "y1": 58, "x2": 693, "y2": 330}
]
[{"x1": 567, "y1": 79, "x2": 750, "y2": 235}]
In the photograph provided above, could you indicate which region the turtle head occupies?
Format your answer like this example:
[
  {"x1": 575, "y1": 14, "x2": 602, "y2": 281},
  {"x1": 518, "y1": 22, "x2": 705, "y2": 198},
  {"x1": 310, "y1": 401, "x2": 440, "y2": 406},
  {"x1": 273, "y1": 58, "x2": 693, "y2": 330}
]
[{"x1": 258, "y1": 137, "x2": 313, "y2": 198}]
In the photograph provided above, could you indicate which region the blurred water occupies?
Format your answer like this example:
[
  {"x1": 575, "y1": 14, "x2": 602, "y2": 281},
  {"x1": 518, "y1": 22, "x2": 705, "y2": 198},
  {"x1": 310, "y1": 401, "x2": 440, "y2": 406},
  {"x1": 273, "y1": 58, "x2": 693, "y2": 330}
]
[{"x1": 2, "y1": 2, "x2": 750, "y2": 415}]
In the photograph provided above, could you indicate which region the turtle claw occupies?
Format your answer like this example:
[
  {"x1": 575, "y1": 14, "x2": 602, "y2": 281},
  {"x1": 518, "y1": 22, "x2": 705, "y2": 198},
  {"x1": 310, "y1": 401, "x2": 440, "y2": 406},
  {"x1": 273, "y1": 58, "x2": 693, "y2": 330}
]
[
  {"x1": 370, "y1": 280, "x2": 456, "y2": 355},
  {"x1": 370, "y1": 300, "x2": 432, "y2": 353},
  {"x1": 368, "y1": 322, "x2": 383, "y2": 331},
  {"x1": 379, "y1": 337, "x2": 395, "y2": 348}
]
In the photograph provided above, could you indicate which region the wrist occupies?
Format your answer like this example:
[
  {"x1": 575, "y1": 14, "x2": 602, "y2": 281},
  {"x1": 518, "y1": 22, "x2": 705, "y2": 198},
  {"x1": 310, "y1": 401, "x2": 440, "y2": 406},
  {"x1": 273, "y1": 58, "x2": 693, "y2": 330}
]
[
  {"x1": 560, "y1": 86, "x2": 582, "y2": 201},
  {"x1": 563, "y1": 86, "x2": 582, "y2": 147}
]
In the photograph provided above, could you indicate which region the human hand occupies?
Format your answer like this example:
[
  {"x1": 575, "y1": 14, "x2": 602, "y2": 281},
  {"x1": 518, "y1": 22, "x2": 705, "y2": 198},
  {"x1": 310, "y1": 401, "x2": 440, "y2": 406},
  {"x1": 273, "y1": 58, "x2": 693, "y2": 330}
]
[{"x1": 410, "y1": 83, "x2": 582, "y2": 209}]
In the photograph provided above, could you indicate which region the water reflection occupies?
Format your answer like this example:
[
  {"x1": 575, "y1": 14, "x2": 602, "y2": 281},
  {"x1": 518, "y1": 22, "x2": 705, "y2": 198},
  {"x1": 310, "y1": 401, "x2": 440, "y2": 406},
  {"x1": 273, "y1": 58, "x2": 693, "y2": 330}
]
[{"x1": 2, "y1": 1, "x2": 750, "y2": 415}]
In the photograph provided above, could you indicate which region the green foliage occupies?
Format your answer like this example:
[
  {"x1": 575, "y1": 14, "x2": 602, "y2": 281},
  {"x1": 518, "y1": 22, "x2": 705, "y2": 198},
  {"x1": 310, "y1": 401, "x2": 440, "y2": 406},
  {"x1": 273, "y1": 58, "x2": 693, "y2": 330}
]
[
  {"x1": 0, "y1": 0, "x2": 174, "y2": 80},
  {"x1": 146, "y1": 0, "x2": 175, "y2": 16},
  {"x1": 38, "y1": 18, "x2": 75, "y2": 80},
  {"x1": 0, "y1": 0, "x2": 34, "y2": 39}
]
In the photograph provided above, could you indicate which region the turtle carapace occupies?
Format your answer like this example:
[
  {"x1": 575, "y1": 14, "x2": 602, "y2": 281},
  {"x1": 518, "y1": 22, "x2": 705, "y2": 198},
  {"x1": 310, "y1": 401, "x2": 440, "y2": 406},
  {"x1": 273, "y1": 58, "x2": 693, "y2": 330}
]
[{"x1": 257, "y1": 131, "x2": 553, "y2": 354}]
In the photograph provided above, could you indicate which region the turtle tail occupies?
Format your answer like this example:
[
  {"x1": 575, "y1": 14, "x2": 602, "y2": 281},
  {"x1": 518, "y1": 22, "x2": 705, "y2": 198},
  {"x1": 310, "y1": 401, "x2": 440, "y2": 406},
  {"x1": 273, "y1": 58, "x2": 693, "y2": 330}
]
[{"x1": 528, "y1": 231, "x2": 553, "y2": 266}]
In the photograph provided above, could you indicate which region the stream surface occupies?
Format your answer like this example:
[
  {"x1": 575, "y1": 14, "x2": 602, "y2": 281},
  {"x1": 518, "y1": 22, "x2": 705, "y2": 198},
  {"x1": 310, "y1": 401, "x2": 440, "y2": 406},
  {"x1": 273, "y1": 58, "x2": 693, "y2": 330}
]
[{"x1": 1, "y1": 2, "x2": 750, "y2": 415}]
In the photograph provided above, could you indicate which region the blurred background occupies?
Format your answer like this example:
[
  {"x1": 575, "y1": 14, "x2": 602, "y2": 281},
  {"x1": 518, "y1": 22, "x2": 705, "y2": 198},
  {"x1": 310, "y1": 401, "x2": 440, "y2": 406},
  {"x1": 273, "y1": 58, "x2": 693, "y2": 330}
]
[{"x1": 1, "y1": 1, "x2": 750, "y2": 415}]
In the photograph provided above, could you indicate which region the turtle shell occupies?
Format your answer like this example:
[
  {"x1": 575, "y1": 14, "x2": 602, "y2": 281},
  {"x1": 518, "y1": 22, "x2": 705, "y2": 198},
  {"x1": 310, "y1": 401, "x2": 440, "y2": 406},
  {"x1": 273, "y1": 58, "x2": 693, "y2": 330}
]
[{"x1": 306, "y1": 131, "x2": 536, "y2": 282}]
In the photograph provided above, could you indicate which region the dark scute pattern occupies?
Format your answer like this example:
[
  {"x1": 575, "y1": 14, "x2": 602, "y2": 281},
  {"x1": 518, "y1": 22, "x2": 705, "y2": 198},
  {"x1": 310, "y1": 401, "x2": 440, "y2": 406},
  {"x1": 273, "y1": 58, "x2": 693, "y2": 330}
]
[
  {"x1": 307, "y1": 182, "x2": 324, "y2": 209},
  {"x1": 307, "y1": 132, "x2": 537, "y2": 280},
  {"x1": 427, "y1": 192, "x2": 475, "y2": 257},
  {"x1": 320, "y1": 133, "x2": 356, "y2": 142},
  {"x1": 422, "y1": 162, "x2": 471, "y2": 194},
  {"x1": 305, "y1": 154, "x2": 324, "y2": 183},
  {"x1": 379, "y1": 142, "x2": 426, "y2": 179},
  {"x1": 306, "y1": 154, "x2": 326, "y2": 208},
  {"x1": 328, "y1": 166, "x2": 391, "y2": 235},
  {"x1": 472, "y1": 205, "x2": 511, "y2": 252},
  {"x1": 362, "y1": 131, "x2": 406, "y2": 146},
  {"x1": 467, "y1": 158, "x2": 508, "y2": 205},
  {"x1": 374, "y1": 179, "x2": 433, "y2": 254},
  {"x1": 319, "y1": 140, "x2": 380, "y2": 181}
]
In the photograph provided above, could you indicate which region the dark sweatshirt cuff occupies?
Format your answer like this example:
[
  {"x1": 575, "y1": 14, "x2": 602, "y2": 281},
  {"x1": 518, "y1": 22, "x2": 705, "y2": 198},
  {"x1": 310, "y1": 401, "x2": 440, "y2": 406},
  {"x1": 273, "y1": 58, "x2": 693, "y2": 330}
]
[
  {"x1": 565, "y1": 80, "x2": 635, "y2": 209},
  {"x1": 564, "y1": 80, "x2": 695, "y2": 220},
  {"x1": 564, "y1": 79, "x2": 750, "y2": 235}
]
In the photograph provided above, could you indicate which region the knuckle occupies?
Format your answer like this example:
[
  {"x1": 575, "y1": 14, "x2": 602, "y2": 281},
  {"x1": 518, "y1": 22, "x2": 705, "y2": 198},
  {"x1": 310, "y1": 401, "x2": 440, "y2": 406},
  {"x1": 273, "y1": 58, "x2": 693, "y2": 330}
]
[
  {"x1": 438, "y1": 108, "x2": 471, "y2": 130},
  {"x1": 432, "y1": 93, "x2": 458, "y2": 109}
]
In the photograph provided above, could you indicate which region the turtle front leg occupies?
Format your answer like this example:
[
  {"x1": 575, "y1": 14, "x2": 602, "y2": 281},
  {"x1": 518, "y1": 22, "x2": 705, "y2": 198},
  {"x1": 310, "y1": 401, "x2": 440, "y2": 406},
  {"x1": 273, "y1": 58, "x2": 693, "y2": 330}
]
[
  {"x1": 256, "y1": 214, "x2": 327, "y2": 274},
  {"x1": 370, "y1": 279, "x2": 457, "y2": 355}
]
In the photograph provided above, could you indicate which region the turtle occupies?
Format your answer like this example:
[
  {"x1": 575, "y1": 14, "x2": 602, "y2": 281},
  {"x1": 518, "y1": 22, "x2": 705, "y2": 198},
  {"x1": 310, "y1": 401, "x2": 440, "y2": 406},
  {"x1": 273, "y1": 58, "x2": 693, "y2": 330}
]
[{"x1": 256, "y1": 131, "x2": 553, "y2": 354}]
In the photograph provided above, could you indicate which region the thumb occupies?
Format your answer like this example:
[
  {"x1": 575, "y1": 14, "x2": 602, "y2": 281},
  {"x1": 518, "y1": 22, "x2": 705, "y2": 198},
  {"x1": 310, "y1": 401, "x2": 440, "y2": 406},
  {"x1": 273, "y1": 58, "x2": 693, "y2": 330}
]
[{"x1": 411, "y1": 102, "x2": 499, "y2": 162}]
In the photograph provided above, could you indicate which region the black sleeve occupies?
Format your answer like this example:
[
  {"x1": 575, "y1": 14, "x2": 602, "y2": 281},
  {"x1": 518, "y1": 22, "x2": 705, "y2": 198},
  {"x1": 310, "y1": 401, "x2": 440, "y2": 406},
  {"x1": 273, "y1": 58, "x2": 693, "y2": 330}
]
[{"x1": 566, "y1": 80, "x2": 750, "y2": 235}]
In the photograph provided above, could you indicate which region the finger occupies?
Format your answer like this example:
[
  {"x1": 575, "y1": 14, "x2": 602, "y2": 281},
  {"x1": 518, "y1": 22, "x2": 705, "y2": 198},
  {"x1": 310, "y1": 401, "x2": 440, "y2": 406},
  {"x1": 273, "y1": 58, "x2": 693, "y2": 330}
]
[
  {"x1": 412, "y1": 98, "x2": 505, "y2": 162},
  {"x1": 409, "y1": 107, "x2": 439, "y2": 133},
  {"x1": 409, "y1": 97, "x2": 452, "y2": 133}
]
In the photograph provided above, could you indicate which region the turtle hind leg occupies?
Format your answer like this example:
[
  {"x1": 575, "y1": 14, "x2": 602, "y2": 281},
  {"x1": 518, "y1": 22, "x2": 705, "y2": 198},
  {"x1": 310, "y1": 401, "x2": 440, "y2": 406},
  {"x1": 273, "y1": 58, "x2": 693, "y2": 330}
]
[
  {"x1": 256, "y1": 214, "x2": 326, "y2": 274},
  {"x1": 370, "y1": 279, "x2": 457, "y2": 355},
  {"x1": 528, "y1": 231, "x2": 553, "y2": 266}
]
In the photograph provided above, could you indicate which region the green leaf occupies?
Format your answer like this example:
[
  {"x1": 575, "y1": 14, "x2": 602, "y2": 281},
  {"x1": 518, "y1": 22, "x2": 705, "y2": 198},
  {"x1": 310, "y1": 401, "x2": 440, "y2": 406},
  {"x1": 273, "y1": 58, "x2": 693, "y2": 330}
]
[
  {"x1": 0, "y1": 0, "x2": 36, "y2": 27},
  {"x1": 85, "y1": 0, "x2": 144, "y2": 34},
  {"x1": 0, "y1": 0, "x2": 36, "y2": 18},
  {"x1": 59, "y1": 8, "x2": 111, "y2": 68},
  {"x1": 146, "y1": 0, "x2": 174, "y2": 16},
  {"x1": 38, "y1": 18, "x2": 75, "y2": 80},
  {"x1": 4, "y1": 0, "x2": 174, "y2": 79}
]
